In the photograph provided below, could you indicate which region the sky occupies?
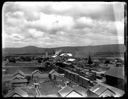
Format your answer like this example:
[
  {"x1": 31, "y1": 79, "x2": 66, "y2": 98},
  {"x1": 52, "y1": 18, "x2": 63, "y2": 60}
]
[{"x1": 2, "y1": 2, "x2": 125, "y2": 48}]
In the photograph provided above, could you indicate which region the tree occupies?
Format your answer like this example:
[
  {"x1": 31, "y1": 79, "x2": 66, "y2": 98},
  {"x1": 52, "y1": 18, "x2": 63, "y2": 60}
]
[
  {"x1": 88, "y1": 56, "x2": 93, "y2": 65},
  {"x1": 37, "y1": 58, "x2": 42, "y2": 63},
  {"x1": 104, "y1": 60, "x2": 110, "y2": 66},
  {"x1": 25, "y1": 56, "x2": 32, "y2": 61},
  {"x1": 8, "y1": 57, "x2": 16, "y2": 63}
]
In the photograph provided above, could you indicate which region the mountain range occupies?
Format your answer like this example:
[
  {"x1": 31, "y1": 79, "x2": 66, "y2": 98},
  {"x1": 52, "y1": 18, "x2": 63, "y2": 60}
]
[{"x1": 2, "y1": 44, "x2": 126, "y2": 57}]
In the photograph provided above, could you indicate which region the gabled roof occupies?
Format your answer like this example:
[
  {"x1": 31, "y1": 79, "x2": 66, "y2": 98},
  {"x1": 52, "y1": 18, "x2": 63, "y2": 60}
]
[
  {"x1": 66, "y1": 90, "x2": 83, "y2": 97},
  {"x1": 12, "y1": 74, "x2": 25, "y2": 80},
  {"x1": 12, "y1": 70, "x2": 25, "y2": 78},
  {"x1": 12, "y1": 94, "x2": 21, "y2": 97},
  {"x1": 87, "y1": 90, "x2": 99, "y2": 97},
  {"x1": 32, "y1": 70, "x2": 42, "y2": 75},
  {"x1": 105, "y1": 67, "x2": 124, "y2": 79},
  {"x1": 32, "y1": 70, "x2": 48, "y2": 79},
  {"x1": 58, "y1": 86, "x2": 73, "y2": 97},
  {"x1": 5, "y1": 87, "x2": 28, "y2": 97},
  {"x1": 99, "y1": 89, "x2": 115, "y2": 97}
]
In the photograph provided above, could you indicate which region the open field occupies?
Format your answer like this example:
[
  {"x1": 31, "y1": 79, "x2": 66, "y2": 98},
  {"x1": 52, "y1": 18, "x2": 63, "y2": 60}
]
[
  {"x1": 2, "y1": 66, "x2": 45, "y2": 74},
  {"x1": 39, "y1": 80, "x2": 61, "y2": 96},
  {"x1": 4, "y1": 62, "x2": 42, "y2": 67}
]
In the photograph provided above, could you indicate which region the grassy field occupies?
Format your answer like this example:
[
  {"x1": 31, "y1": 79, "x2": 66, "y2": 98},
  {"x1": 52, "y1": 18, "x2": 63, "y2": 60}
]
[
  {"x1": 39, "y1": 80, "x2": 61, "y2": 96},
  {"x1": 2, "y1": 66, "x2": 45, "y2": 74}
]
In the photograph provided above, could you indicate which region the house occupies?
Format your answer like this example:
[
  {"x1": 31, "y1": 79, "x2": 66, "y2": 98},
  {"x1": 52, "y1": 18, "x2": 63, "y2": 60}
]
[
  {"x1": 5, "y1": 87, "x2": 28, "y2": 97},
  {"x1": 49, "y1": 69, "x2": 58, "y2": 80},
  {"x1": 32, "y1": 70, "x2": 47, "y2": 82},
  {"x1": 11, "y1": 70, "x2": 28, "y2": 87},
  {"x1": 104, "y1": 67, "x2": 125, "y2": 90},
  {"x1": 49, "y1": 69, "x2": 64, "y2": 80}
]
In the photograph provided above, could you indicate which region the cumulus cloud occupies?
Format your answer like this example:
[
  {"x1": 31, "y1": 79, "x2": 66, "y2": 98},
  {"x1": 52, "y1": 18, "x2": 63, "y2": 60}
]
[{"x1": 2, "y1": 2, "x2": 125, "y2": 48}]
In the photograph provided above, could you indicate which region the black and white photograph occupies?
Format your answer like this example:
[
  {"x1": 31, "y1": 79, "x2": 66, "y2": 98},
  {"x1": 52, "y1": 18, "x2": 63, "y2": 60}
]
[{"x1": 2, "y1": 2, "x2": 126, "y2": 97}]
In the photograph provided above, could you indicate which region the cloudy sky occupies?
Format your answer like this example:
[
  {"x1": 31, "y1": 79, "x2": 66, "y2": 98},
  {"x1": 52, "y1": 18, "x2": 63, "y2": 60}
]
[{"x1": 2, "y1": 2, "x2": 125, "y2": 48}]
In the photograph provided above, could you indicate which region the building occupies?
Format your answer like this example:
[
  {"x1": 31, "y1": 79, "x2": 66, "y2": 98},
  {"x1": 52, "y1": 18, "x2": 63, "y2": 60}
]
[
  {"x1": 58, "y1": 86, "x2": 73, "y2": 97},
  {"x1": 11, "y1": 70, "x2": 27, "y2": 87},
  {"x1": 56, "y1": 66, "x2": 93, "y2": 89},
  {"x1": 32, "y1": 70, "x2": 47, "y2": 82},
  {"x1": 5, "y1": 87, "x2": 28, "y2": 97},
  {"x1": 49, "y1": 69, "x2": 64, "y2": 80},
  {"x1": 104, "y1": 67, "x2": 125, "y2": 90},
  {"x1": 87, "y1": 84, "x2": 116, "y2": 97},
  {"x1": 11, "y1": 78, "x2": 28, "y2": 87},
  {"x1": 66, "y1": 90, "x2": 83, "y2": 97}
]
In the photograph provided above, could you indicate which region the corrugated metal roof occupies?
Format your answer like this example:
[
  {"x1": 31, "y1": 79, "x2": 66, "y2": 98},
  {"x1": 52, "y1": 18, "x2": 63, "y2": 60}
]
[{"x1": 58, "y1": 86, "x2": 73, "y2": 97}]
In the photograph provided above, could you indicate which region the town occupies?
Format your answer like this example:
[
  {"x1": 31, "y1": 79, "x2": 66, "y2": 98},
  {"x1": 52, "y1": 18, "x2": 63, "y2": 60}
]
[
  {"x1": 2, "y1": 50, "x2": 125, "y2": 97},
  {"x1": 2, "y1": 1, "x2": 126, "y2": 98}
]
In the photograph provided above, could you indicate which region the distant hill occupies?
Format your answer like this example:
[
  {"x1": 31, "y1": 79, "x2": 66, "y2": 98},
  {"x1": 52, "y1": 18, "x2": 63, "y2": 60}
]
[{"x1": 2, "y1": 44, "x2": 126, "y2": 57}]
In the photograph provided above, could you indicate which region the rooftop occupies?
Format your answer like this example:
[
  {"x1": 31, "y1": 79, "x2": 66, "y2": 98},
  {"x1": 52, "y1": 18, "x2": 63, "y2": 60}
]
[
  {"x1": 90, "y1": 84, "x2": 107, "y2": 95},
  {"x1": 5, "y1": 87, "x2": 28, "y2": 97},
  {"x1": 58, "y1": 86, "x2": 73, "y2": 97},
  {"x1": 11, "y1": 78, "x2": 28, "y2": 83},
  {"x1": 12, "y1": 70, "x2": 25, "y2": 77},
  {"x1": 66, "y1": 90, "x2": 83, "y2": 97}
]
